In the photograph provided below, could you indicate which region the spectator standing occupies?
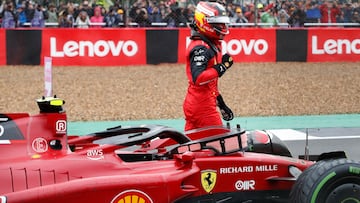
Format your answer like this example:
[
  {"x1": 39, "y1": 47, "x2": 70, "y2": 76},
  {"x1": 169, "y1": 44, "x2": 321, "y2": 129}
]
[
  {"x1": 305, "y1": 1, "x2": 321, "y2": 23},
  {"x1": 226, "y1": 3, "x2": 236, "y2": 20},
  {"x1": 75, "y1": 0, "x2": 93, "y2": 19},
  {"x1": 183, "y1": 3, "x2": 195, "y2": 23},
  {"x1": 287, "y1": 1, "x2": 306, "y2": 27},
  {"x1": 232, "y1": 7, "x2": 248, "y2": 26},
  {"x1": 1, "y1": 1, "x2": 17, "y2": 28},
  {"x1": 354, "y1": 3, "x2": 360, "y2": 14},
  {"x1": 116, "y1": 7, "x2": 126, "y2": 27},
  {"x1": 103, "y1": 6, "x2": 121, "y2": 27},
  {"x1": 158, "y1": 0, "x2": 168, "y2": 20},
  {"x1": 75, "y1": 10, "x2": 90, "y2": 28},
  {"x1": 90, "y1": 6, "x2": 103, "y2": 27},
  {"x1": 24, "y1": 0, "x2": 34, "y2": 25},
  {"x1": 31, "y1": 4, "x2": 48, "y2": 27},
  {"x1": 58, "y1": 7, "x2": 74, "y2": 27},
  {"x1": 16, "y1": 3, "x2": 27, "y2": 27},
  {"x1": 342, "y1": 2, "x2": 354, "y2": 23},
  {"x1": 319, "y1": 0, "x2": 342, "y2": 24},
  {"x1": 163, "y1": 5, "x2": 187, "y2": 27},
  {"x1": 134, "y1": 7, "x2": 151, "y2": 26},
  {"x1": 149, "y1": 5, "x2": 163, "y2": 23},
  {"x1": 277, "y1": 8, "x2": 290, "y2": 26},
  {"x1": 128, "y1": 0, "x2": 147, "y2": 23},
  {"x1": 244, "y1": 3, "x2": 260, "y2": 23},
  {"x1": 350, "y1": 9, "x2": 360, "y2": 23},
  {"x1": 46, "y1": 3, "x2": 58, "y2": 27},
  {"x1": 260, "y1": 3, "x2": 279, "y2": 27}
]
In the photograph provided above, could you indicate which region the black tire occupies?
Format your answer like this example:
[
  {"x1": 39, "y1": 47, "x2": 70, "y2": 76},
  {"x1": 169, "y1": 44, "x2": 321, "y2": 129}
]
[{"x1": 290, "y1": 158, "x2": 360, "y2": 203}]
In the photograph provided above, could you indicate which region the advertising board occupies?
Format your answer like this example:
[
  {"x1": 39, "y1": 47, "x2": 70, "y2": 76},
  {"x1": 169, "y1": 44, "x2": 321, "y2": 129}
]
[
  {"x1": 41, "y1": 29, "x2": 147, "y2": 66},
  {"x1": 307, "y1": 28, "x2": 360, "y2": 62}
]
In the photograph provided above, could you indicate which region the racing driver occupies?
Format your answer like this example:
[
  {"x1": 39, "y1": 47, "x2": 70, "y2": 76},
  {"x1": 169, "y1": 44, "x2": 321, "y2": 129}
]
[{"x1": 183, "y1": 0, "x2": 234, "y2": 131}]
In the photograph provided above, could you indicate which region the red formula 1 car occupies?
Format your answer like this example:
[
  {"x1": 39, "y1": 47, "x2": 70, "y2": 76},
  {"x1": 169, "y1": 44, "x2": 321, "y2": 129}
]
[{"x1": 0, "y1": 97, "x2": 359, "y2": 203}]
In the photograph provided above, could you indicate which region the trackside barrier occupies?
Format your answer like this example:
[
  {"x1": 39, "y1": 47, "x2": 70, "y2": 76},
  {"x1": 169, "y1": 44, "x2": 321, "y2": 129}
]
[
  {"x1": 1, "y1": 27, "x2": 359, "y2": 66},
  {"x1": 18, "y1": 22, "x2": 360, "y2": 28}
]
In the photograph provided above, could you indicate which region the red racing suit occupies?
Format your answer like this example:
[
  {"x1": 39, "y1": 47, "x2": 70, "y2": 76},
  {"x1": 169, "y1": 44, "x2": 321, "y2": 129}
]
[{"x1": 183, "y1": 38, "x2": 223, "y2": 131}]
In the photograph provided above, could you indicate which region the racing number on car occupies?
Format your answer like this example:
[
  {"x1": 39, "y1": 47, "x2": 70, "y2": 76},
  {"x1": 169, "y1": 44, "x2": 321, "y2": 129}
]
[
  {"x1": 0, "y1": 125, "x2": 4, "y2": 137},
  {"x1": 201, "y1": 170, "x2": 217, "y2": 193}
]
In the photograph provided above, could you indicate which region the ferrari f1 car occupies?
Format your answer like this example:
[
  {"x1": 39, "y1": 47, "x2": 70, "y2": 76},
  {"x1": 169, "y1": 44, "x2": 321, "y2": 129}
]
[{"x1": 0, "y1": 96, "x2": 359, "y2": 203}]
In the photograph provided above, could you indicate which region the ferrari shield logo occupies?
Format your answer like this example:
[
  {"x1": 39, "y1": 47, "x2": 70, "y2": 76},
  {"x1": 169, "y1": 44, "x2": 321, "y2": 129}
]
[{"x1": 201, "y1": 170, "x2": 217, "y2": 193}]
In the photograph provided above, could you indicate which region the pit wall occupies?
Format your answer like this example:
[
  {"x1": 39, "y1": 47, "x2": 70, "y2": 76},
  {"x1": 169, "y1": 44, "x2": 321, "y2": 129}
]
[{"x1": 0, "y1": 27, "x2": 359, "y2": 66}]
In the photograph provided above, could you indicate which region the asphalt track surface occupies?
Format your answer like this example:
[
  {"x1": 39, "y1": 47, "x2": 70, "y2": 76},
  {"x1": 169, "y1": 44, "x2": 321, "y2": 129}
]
[{"x1": 68, "y1": 114, "x2": 360, "y2": 161}]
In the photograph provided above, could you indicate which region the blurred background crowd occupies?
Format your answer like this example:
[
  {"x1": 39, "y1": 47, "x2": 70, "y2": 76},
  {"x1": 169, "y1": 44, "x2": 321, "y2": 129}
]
[{"x1": 0, "y1": 0, "x2": 359, "y2": 28}]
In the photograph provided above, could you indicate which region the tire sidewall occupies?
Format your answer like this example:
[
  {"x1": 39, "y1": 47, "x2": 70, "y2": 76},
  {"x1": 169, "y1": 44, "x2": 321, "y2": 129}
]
[{"x1": 307, "y1": 159, "x2": 360, "y2": 203}]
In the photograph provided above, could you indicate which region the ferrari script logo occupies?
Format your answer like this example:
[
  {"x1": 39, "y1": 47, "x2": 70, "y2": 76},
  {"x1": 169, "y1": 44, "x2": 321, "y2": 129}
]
[{"x1": 201, "y1": 170, "x2": 217, "y2": 193}]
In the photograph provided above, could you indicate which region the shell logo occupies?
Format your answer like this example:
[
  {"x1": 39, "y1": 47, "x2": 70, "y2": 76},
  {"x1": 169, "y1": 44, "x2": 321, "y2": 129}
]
[{"x1": 111, "y1": 190, "x2": 153, "y2": 203}]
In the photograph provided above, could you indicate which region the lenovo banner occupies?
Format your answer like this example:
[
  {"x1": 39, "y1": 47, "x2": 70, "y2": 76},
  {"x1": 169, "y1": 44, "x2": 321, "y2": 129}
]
[
  {"x1": 0, "y1": 30, "x2": 5, "y2": 65},
  {"x1": 178, "y1": 28, "x2": 276, "y2": 63},
  {"x1": 307, "y1": 28, "x2": 360, "y2": 62},
  {"x1": 41, "y1": 29, "x2": 146, "y2": 66}
]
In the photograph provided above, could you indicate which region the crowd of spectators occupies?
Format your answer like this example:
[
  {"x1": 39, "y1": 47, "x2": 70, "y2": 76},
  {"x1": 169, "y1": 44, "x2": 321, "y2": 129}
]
[{"x1": 0, "y1": 0, "x2": 359, "y2": 28}]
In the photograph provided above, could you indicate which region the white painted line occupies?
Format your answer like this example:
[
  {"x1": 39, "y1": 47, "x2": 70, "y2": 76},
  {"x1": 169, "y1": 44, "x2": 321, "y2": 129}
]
[{"x1": 266, "y1": 129, "x2": 360, "y2": 141}]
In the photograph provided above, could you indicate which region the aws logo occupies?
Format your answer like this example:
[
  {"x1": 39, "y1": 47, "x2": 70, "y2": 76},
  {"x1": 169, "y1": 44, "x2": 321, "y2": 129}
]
[
  {"x1": 111, "y1": 190, "x2": 153, "y2": 203},
  {"x1": 201, "y1": 169, "x2": 217, "y2": 193}
]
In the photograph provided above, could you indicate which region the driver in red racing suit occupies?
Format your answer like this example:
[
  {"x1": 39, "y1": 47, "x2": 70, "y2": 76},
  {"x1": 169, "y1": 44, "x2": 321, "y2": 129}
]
[{"x1": 183, "y1": 1, "x2": 234, "y2": 131}]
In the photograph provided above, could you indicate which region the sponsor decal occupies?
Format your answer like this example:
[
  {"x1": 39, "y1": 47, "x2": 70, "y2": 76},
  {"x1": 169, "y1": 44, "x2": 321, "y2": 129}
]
[
  {"x1": 41, "y1": 29, "x2": 146, "y2": 66},
  {"x1": 220, "y1": 166, "x2": 253, "y2": 174},
  {"x1": 194, "y1": 55, "x2": 205, "y2": 62},
  {"x1": 185, "y1": 37, "x2": 269, "y2": 56},
  {"x1": 312, "y1": 35, "x2": 360, "y2": 55},
  {"x1": 178, "y1": 28, "x2": 276, "y2": 63},
  {"x1": 235, "y1": 180, "x2": 255, "y2": 191},
  {"x1": 224, "y1": 39, "x2": 268, "y2": 55},
  {"x1": 308, "y1": 29, "x2": 360, "y2": 62},
  {"x1": 50, "y1": 37, "x2": 138, "y2": 57},
  {"x1": 0, "y1": 196, "x2": 6, "y2": 203},
  {"x1": 349, "y1": 166, "x2": 360, "y2": 175},
  {"x1": 220, "y1": 165, "x2": 278, "y2": 174},
  {"x1": 56, "y1": 120, "x2": 67, "y2": 134},
  {"x1": 87, "y1": 149, "x2": 104, "y2": 160},
  {"x1": 111, "y1": 190, "x2": 153, "y2": 203},
  {"x1": 32, "y1": 137, "x2": 48, "y2": 153},
  {"x1": 201, "y1": 169, "x2": 217, "y2": 193},
  {"x1": 255, "y1": 164, "x2": 278, "y2": 172},
  {"x1": 194, "y1": 49, "x2": 205, "y2": 55}
]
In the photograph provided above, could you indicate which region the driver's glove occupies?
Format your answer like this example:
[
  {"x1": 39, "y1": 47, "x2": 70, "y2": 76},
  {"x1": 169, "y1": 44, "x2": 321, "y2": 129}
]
[{"x1": 217, "y1": 94, "x2": 234, "y2": 121}]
